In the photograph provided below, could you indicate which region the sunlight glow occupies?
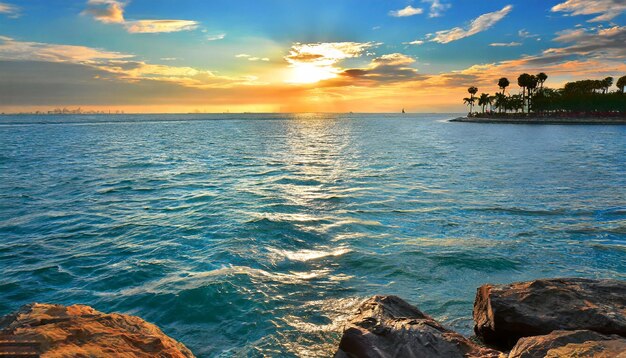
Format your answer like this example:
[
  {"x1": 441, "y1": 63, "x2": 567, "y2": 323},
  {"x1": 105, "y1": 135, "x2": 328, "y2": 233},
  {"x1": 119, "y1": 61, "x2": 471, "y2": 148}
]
[{"x1": 286, "y1": 63, "x2": 337, "y2": 84}]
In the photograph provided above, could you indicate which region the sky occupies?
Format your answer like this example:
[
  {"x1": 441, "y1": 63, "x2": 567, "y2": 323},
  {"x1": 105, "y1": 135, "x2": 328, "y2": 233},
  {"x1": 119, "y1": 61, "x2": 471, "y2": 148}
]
[{"x1": 1, "y1": 0, "x2": 625, "y2": 113}]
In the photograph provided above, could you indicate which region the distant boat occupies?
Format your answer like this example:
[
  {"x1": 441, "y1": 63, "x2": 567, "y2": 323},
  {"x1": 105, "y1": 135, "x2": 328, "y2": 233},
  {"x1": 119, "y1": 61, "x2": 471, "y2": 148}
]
[{"x1": 402, "y1": 108, "x2": 405, "y2": 114}]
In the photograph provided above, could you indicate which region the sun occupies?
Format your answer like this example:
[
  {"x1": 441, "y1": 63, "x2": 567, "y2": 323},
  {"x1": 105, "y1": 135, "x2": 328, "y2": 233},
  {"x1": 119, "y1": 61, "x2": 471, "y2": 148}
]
[{"x1": 287, "y1": 63, "x2": 338, "y2": 84}]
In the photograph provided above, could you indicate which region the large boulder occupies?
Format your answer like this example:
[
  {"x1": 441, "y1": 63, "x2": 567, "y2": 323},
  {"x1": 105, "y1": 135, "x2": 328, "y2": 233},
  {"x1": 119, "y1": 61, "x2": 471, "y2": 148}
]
[
  {"x1": 335, "y1": 295, "x2": 501, "y2": 358},
  {"x1": 508, "y1": 330, "x2": 625, "y2": 358},
  {"x1": 544, "y1": 339, "x2": 626, "y2": 357},
  {"x1": 473, "y1": 278, "x2": 626, "y2": 349},
  {"x1": 0, "y1": 303, "x2": 194, "y2": 357}
]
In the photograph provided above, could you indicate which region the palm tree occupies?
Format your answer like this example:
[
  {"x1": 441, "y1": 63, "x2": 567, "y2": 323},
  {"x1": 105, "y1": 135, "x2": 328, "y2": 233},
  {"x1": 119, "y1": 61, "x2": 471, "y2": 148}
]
[
  {"x1": 527, "y1": 75, "x2": 538, "y2": 112},
  {"x1": 467, "y1": 86, "x2": 478, "y2": 113},
  {"x1": 498, "y1": 77, "x2": 510, "y2": 95},
  {"x1": 602, "y1": 77, "x2": 614, "y2": 94},
  {"x1": 463, "y1": 97, "x2": 475, "y2": 114},
  {"x1": 494, "y1": 93, "x2": 507, "y2": 113},
  {"x1": 617, "y1": 75, "x2": 626, "y2": 94},
  {"x1": 489, "y1": 95, "x2": 497, "y2": 112},
  {"x1": 510, "y1": 94, "x2": 524, "y2": 113},
  {"x1": 478, "y1": 93, "x2": 491, "y2": 113},
  {"x1": 537, "y1": 73, "x2": 548, "y2": 89},
  {"x1": 517, "y1": 74, "x2": 532, "y2": 113}
]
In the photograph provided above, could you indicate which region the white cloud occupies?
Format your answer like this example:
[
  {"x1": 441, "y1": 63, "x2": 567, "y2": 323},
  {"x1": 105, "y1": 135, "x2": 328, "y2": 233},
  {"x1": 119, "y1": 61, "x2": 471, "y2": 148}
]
[
  {"x1": 490, "y1": 42, "x2": 522, "y2": 47},
  {"x1": 403, "y1": 40, "x2": 425, "y2": 45},
  {"x1": 0, "y1": 1, "x2": 19, "y2": 17},
  {"x1": 285, "y1": 42, "x2": 379, "y2": 66},
  {"x1": 431, "y1": 5, "x2": 513, "y2": 44},
  {"x1": 389, "y1": 5, "x2": 423, "y2": 17},
  {"x1": 235, "y1": 54, "x2": 269, "y2": 62},
  {"x1": 124, "y1": 20, "x2": 198, "y2": 33},
  {"x1": 83, "y1": 0, "x2": 199, "y2": 33},
  {"x1": 371, "y1": 53, "x2": 416, "y2": 66},
  {"x1": 422, "y1": 0, "x2": 451, "y2": 18},
  {"x1": 206, "y1": 33, "x2": 226, "y2": 41},
  {"x1": 518, "y1": 29, "x2": 539, "y2": 39},
  {"x1": 284, "y1": 42, "x2": 380, "y2": 83},
  {"x1": 552, "y1": 0, "x2": 626, "y2": 22}
]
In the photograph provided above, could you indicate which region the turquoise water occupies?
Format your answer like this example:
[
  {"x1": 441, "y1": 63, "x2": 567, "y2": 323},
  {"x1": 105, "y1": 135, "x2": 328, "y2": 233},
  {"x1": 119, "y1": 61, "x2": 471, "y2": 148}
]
[{"x1": 1, "y1": 113, "x2": 625, "y2": 357}]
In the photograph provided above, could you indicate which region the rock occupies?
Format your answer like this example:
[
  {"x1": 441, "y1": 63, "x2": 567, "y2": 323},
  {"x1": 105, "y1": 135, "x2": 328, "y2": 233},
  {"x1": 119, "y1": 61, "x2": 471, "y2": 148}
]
[
  {"x1": 0, "y1": 303, "x2": 194, "y2": 357},
  {"x1": 544, "y1": 339, "x2": 626, "y2": 357},
  {"x1": 473, "y1": 278, "x2": 626, "y2": 349},
  {"x1": 508, "y1": 330, "x2": 625, "y2": 358},
  {"x1": 335, "y1": 295, "x2": 502, "y2": 358}
]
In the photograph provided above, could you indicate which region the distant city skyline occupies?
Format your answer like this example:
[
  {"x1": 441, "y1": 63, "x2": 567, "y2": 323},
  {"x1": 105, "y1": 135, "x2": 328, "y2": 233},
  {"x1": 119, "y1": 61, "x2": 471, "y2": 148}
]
[{"x1": 1, "y1": 0, "x2": 625, "y2": 113}]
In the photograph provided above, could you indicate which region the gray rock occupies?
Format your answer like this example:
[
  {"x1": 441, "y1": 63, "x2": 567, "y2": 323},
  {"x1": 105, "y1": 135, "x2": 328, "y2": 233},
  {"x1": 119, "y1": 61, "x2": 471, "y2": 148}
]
[
  {"x1": 473, "y1": 278, "x2": 626, "y2": 349},
  {"x1": 335, "y1": 295, "x2": 501, "y2": 358}
]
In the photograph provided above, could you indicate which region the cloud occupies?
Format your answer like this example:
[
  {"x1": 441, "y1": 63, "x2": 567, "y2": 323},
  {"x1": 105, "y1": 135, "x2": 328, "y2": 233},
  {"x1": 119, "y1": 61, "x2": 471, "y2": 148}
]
[
  {"x1": 430, "y1": 5, "x2": 513, "y2": 44},
  {"x1": 206, "y1": 33, "x2": 226, "y2": 41},
  {"x1": 83, "y1": 0, "x2": 125, "y2": 23},
  {"x1": 124, "y1": 20, "x2": 198, "y2": 33},
  {"x1": 518, "y1": 29, "x2": 539, "y2": 39},
  {"x1": 0, "y1": 36, "x2": 257, "y2": 90},
  {"x1": 0, "y1": 36, "x2": 133, "y2": 63},
  {"x1": 0, "y1": 1, "x2": 19, "y2": 17},
  {"x1": 336, "y1": 53, "x2": 426, "y2": 85},
  {"x1": 422, "y1": 0, "x2": 451, "y2": 18},
  {"x1": 285, "y1": 42, "x2": 378, "y2": 66},
  {"x1": 403, "y1": 40, "x2": 425, "y2": 45},
  {"x1": 548, "y1": 25, "x2": 626, "y2": 58},
  {"x1": 551, "y1": 0, "x2": 626, "y2": 22},
  {"x1": 83, "y1": 0, "x2": 199, "y2": 33},
  {"x1": 371, "y1": 53, "x2": 416, "y2": 66},
  {"x1": 389, "y1": 5, "x2": 423, "y2": 17},
  {"x1": 490, "y1": 42, "x2": 522, "y2": 47},
  {"x1": 284, "y1": 42, "x2": 380, "y2": 83}
]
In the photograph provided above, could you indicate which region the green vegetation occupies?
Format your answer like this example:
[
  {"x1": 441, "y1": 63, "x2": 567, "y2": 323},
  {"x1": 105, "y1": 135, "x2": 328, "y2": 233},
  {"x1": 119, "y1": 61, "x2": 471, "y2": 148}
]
[{"x1": 464, "y1": 74, "x2": 626, "y2": 118}]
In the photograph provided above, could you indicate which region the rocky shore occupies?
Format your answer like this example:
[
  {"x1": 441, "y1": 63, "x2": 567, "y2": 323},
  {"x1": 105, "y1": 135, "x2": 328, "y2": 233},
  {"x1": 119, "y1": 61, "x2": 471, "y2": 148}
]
[
  {"x1": 450, "y1": 117, "x2": 626, "y2": 124},
  {"x1": 336, "y1": 278, "x2": 626, "y2": 357},
  {"x1": 1, "y1": 278, "x2": 624, "y2": 357},
  {"x1": 0, "y1": 303, "x2": 193, "y2": 357}
]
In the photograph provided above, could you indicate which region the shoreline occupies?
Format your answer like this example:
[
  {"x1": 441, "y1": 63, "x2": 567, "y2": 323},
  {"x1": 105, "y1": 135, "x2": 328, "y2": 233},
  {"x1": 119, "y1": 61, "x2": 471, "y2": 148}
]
[
  {"x1": 2, "y1": 278, "x2": 625, "y2": 357},
  {"x1": 450, "y1": 116, "x2": 626, "y2": 125}
]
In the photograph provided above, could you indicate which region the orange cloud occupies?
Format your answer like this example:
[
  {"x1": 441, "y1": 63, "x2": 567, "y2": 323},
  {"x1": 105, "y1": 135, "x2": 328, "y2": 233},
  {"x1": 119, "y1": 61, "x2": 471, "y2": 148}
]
[
  {"x1": 83, "y1": 0, "x2": 125, "y2": 23},
  {"x1": 83, "y1": 0, "x2": 199, "y2": 33}
]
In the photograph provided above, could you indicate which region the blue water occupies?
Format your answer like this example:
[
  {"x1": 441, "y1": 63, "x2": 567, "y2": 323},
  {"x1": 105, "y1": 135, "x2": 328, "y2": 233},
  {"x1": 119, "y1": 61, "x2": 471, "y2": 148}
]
[{"x1": 1, "y1": 113, "x2": 625, "y2": 357}]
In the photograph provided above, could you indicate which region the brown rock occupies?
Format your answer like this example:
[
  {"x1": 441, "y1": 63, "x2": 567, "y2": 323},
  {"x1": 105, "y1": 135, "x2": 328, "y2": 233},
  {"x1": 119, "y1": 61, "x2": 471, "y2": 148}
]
[
  {"x1": 473, "y1": 278, "x2": 626, "y2": 349},
  {"x1": 0, "y1": 303, "x2": 194, "y2": 357},
  {"x1": 508, "y1": 330, "x2": 623, "y2": 358},
  {"x1": 544, "y1": 339, "x2": 626, "y2": 357},
  {"x1": 335, "y1": 295, "x2": 502, "y2": 358}
]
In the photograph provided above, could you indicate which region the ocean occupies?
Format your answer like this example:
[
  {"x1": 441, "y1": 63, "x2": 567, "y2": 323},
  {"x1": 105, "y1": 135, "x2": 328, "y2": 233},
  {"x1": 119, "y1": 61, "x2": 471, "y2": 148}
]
[{"x1": 1, "y1": 113, "x2": 625, "y2": 357}]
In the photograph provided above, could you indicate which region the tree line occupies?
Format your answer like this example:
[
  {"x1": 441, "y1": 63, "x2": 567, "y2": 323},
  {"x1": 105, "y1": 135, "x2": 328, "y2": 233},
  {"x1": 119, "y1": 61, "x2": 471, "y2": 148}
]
[{"x1": 463, "y1": 74, "x2": 626, "y2": 117}]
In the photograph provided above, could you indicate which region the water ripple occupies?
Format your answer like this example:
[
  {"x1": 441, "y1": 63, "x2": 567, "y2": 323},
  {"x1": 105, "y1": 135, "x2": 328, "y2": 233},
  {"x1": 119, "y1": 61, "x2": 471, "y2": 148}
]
[{"x1": 1, "y1": 113, "x2": 625, "y2": 357}]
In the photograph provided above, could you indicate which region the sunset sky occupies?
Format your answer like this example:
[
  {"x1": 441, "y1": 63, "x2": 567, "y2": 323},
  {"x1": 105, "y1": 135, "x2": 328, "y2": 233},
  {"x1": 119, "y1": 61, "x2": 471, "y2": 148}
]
[{"x1": 1, "y1": 0, "x2": 625, "y2": 113}]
